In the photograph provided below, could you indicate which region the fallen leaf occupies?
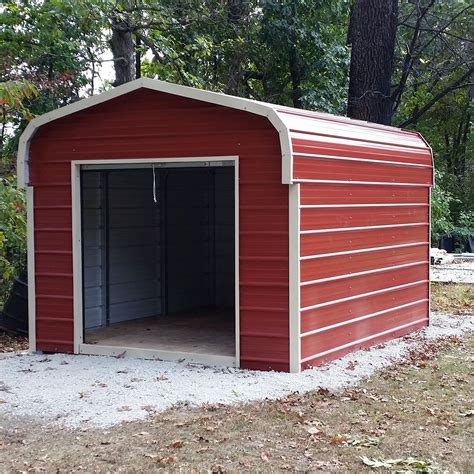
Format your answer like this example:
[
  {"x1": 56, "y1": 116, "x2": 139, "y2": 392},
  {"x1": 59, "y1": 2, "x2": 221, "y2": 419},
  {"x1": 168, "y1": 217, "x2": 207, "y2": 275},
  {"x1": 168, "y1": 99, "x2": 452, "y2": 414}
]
[
  {"x1": 330, "y1": 435, "x2": 347, "y2": 445},
  {"x1": 344, "y1": 437, "x2": 380, "y2": 447},
  {"x1": 346, "y1": 361, "x2": 358, "y2": 371},
  {"x1": 169, "y1": 440, "x2": 183, "y2": 449}
]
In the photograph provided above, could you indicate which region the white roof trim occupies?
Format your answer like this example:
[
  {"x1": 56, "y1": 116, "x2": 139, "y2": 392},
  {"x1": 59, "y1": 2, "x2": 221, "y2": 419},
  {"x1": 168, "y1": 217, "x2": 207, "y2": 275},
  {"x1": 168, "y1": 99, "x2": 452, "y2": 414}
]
[{"x1": 17, "y1": 78, "x2": 294, "y2": 187}]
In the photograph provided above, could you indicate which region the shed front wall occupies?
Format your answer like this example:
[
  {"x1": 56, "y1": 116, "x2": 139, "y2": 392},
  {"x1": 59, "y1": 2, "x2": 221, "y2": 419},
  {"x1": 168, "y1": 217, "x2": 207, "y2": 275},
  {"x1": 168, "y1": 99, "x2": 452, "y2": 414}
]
[
  {"x1": 282, "y1": 112, "x2": 433, "y2": 370},
  {"x1": 28, "y1": 89, "x2": 290, "y2": 371}
]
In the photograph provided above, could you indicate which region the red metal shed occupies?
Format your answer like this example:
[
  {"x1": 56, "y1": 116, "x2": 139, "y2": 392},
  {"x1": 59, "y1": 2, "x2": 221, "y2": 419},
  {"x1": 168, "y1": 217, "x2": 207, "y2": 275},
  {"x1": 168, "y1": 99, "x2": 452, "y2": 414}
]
[{"x1": 17, "y1": 79, "x2": 433, "y2": 372}]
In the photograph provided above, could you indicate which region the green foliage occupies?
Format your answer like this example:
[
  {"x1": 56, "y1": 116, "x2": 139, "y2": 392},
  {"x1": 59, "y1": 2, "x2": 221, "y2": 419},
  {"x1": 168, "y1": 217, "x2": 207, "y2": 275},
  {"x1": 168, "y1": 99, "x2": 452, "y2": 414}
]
[
  {"x1": 394, "y1": 0, "x2": 473, "y2": 237},
  {"x1": 431, "y1": 173, "x2": 455, "y2": 244},
  {"x1": 431, "y1": 170, "x2": 474, "y2": 247},
  {"x1": 0, "y1": 177, "x2": 26, "y2": 307},
  {"x1": 0, "y1": 80, "x2": 39, "y2": 121},
  {"x1": 0, "y1": 0, "x2": 471, "y2": 291}
]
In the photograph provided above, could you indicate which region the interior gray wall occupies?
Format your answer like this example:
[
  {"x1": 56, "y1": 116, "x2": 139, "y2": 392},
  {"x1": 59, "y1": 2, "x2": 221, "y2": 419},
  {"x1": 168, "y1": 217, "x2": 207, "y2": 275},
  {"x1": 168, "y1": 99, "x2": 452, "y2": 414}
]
[
  {"x1": 107, "y1": 170, "x2": 161, "y2": 323},
  {"x1": 82, "y1": 171, "x2": 106, "y2": 328},
  {"x1": 82, "y1": 166, "x2": 234, "y2": 330}
]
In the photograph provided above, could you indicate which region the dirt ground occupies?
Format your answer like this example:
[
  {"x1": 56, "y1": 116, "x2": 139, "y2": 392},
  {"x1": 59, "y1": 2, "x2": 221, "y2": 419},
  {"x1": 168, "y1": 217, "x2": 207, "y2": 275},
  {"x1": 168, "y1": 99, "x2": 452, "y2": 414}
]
[
  {"x1": 0, "y1": 284, "x2": 473, "y2": 472},
  {"x1": 0, "y1": 334, "x2": 472, "y2": 472},
  {"x1": 431, "y1": 282, "x2": 474, "y2": 314}
]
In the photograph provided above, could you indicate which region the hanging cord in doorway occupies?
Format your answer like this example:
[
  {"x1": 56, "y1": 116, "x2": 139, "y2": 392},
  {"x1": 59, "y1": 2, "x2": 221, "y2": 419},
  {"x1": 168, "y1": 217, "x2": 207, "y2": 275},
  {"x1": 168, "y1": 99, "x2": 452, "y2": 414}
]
[{"x1": 152, "y1": 164, "x2": 158, "y2": 204}]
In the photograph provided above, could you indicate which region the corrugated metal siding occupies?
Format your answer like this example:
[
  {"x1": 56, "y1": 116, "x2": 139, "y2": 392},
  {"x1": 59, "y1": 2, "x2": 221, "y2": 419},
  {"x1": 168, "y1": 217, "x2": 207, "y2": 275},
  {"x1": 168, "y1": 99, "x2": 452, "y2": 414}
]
[
  {"x1": 280, "y1": 108, "x2": 433, "y2": 371},
  {"x1": 29, "y1": 89, "x2": 289, "y2": 370},
  {"x1": 107, "y1": 170, "x2": 161, "y2": 323},
  {"x1": 82, "y1": 171, "x2": 106, "y2": 328}
]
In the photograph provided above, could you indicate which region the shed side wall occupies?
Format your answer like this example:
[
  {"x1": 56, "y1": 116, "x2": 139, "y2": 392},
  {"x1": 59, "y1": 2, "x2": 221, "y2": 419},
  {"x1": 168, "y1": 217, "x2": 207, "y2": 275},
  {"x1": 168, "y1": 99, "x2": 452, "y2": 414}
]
[
  {"x1": 286, "y1": 121, "x2": 432, "y2": 370},
  {"x1": 28, "y1": 89, "x2": 289, "y2": 371}
]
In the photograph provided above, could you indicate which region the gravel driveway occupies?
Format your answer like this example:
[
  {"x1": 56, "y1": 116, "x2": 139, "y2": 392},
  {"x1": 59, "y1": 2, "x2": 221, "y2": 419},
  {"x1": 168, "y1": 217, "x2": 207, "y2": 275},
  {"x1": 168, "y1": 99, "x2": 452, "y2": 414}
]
[{"x1": 0, "y1": 311, "x2": 472, "y2": 428}]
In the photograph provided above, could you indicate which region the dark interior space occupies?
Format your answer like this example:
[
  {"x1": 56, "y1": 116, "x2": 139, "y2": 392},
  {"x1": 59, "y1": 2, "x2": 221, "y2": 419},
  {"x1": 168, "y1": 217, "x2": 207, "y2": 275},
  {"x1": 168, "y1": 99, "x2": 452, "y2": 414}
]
[{"x1": 81, "y1": 164, "x2": 235, "y2": 357}]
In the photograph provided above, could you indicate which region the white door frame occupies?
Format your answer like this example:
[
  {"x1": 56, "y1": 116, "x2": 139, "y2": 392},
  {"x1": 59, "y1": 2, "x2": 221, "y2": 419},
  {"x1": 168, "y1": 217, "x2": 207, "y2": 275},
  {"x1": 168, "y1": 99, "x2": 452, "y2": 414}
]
[{"x1": 71, "y1": 156, "x2": 240, "y2": 367}]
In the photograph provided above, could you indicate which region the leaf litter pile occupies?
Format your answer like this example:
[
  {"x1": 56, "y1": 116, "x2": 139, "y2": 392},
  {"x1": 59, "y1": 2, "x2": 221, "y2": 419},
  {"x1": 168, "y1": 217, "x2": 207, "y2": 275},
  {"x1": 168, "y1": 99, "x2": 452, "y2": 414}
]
[{"x1": 0, "y1": 333, "x2": 28, "y2": 353}]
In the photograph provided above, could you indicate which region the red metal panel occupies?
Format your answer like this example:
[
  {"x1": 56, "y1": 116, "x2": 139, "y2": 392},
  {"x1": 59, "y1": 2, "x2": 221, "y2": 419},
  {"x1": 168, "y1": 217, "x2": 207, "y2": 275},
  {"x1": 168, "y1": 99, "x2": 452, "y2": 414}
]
[
  {"x1": 36, "y1": 274, "x2": 73, "y2": 297},
  {"x1": 301, "y1": 263, "x2": 428, "y2": 308},
  {"x1": 34, "y1": 229, "x2": 72, "y2": 252},
  {"x1": 30, "y1": 89, "x2": 289, "y2": 370},
  {"x1": 301, "y1": 245, "x2": 429, "y2": 282},
  {"x1": 301, "y1": 225, "x2": 428, "y2": 258},
  {"x1": 301, "y1": 283, "x2": 429, "y2": 333},
  {"x1": 302, "y1": 320, "x2": 427, "y2": 369},
  {"x1": 294, "y1": 157, "x2": 433, "y2": 185},
  {"x1": 35, "y1": 252, "x2": 72, "y2": 274},
  {"x1": 292, "y1": 136, "x2": 432, "y2": 166},
  {"x1": 34, "y1": 208, "x2": 72, "y2": 229},
  {"x1": 301, "y1": 301, "x2": 428, "y2": 360},
  {"x1": 300, "y1": 205, "x2": 429, "y2": 231},
  {"x1": 300, "y1": 183, "x2": 429, "y2": 205}
]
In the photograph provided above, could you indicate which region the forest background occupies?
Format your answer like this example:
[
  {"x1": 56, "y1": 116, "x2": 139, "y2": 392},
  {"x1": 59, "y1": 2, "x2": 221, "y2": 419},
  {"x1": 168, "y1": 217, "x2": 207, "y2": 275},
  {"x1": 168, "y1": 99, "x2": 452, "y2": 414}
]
[{"x1": 0, "y1": 0, "x2": 472, "y2": 305}]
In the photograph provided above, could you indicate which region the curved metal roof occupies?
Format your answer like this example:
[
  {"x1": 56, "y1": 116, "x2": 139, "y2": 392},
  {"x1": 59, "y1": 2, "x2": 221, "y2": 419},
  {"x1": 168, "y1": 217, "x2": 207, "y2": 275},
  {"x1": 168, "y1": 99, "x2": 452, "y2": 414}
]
[{"x1": 17, "y1": 77, "x2": 432, "y2": 187}]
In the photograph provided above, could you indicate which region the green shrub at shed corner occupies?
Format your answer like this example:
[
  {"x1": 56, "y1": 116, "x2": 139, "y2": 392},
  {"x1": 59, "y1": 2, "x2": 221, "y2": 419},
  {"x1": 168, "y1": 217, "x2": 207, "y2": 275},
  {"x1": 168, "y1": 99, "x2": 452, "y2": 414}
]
[{"x1": 0, "y1": 176, "x2": 26, "y2": 308}]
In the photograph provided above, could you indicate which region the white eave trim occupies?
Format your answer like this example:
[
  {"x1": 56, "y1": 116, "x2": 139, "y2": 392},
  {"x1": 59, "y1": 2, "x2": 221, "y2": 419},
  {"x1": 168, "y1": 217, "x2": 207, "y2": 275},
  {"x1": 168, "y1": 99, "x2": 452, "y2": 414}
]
[{"x1": 17, "y1": 78, "x2": 293, "y2": 187}]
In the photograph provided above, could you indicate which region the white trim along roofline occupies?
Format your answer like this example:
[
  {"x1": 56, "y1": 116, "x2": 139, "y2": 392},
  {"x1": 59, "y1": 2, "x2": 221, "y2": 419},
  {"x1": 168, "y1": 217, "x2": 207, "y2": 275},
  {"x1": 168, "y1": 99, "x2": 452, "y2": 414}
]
[{"x1": 17, "y1": 78, "x2": 294, "y2": 187}]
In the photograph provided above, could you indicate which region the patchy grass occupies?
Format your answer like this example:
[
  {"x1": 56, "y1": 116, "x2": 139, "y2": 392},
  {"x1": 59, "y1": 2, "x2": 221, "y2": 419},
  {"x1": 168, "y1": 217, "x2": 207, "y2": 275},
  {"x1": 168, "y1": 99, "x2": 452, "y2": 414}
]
[
  {"x1": 1, "y1": 335, "x2": 472, "y2": 472},
  {"x1": 431, "y1": 282, "x2": 474, "y2": 314}
]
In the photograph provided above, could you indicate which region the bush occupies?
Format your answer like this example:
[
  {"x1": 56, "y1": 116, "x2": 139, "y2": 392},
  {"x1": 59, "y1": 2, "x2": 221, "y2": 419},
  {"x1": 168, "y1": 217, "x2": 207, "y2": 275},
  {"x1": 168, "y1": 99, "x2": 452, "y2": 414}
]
[
  {"x1": 430, "y1": 178, "x2": 454, "y2": 244},
  {"x1": 0, "y1": 176, "x2": 26, "y2": 308}
]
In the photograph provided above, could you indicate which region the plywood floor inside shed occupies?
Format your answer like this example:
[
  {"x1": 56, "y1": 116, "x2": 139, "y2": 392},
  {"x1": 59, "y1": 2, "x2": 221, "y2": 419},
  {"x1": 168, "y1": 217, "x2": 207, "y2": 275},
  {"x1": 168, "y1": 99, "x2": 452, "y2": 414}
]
[{"x1": 84, "y1": 308, "x2": 235, "y2": 356}]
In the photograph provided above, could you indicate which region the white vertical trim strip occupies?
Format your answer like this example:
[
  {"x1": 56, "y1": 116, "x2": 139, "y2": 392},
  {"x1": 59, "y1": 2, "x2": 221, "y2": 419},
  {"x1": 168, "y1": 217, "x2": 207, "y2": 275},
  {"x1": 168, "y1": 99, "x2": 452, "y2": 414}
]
[
  {"x1": 428, "y1": 187, "x2": 432, "y2": 325},
  {"x1": 26, "y1": 187, "x2": 36, "y2": 352},
  {"x1": 289, "y1": 183, "x2": 301, "y2": 372},
  {"x1": 234, "y1": 157, "x2": 240, "y2": 367},
  {"x1": 72, "y1": 163, "x2": 83, "y2": 353}
]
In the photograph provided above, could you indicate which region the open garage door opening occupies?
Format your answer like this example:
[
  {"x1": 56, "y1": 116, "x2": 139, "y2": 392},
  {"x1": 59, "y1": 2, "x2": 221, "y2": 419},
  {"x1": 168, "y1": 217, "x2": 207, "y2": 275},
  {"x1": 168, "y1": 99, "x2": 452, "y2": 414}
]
[{"x1": 79, "y1": 160, "x2": 237, "y2": 365}]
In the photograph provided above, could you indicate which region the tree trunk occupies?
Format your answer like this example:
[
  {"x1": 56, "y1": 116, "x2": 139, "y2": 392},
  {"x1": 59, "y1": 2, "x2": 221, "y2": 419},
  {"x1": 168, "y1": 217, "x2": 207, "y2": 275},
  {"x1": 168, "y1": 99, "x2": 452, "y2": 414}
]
[
  {"x1": 288, "y1": 36, "x2": 303, "y2": 108},
  {"x1": 224, "y1": 0, "x2": 246, "y2": 95},
  {"x1": 347, "y1": 0, "x2": 398, "y2": 125},
  {"x1": 110, "y1": 6, "x2": 135, "y2": 87}
]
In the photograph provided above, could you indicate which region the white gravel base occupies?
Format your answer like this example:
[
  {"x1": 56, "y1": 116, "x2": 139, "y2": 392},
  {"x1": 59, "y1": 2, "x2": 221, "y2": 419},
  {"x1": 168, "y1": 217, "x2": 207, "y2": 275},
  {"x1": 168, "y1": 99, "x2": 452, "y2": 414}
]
[
  {"x1": 431, "y1": 259, "x2": 474, "y2": 283},
  {"x1": 0, "y1": 311, "x2": 472, "y2": 428}
]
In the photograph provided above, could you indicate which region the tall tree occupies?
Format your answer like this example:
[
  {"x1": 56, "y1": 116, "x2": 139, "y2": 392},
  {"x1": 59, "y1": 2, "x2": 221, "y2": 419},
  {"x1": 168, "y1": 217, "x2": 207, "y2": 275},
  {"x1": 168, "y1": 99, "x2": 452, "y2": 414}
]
[{"x1": 347, "y1": 0, "x2": 398, "y2": 125}]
